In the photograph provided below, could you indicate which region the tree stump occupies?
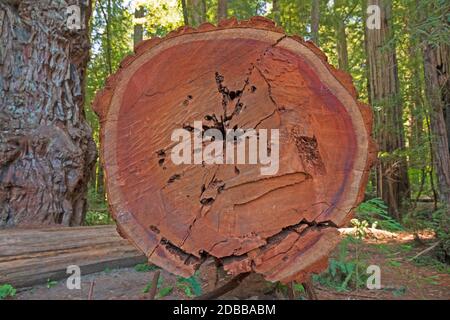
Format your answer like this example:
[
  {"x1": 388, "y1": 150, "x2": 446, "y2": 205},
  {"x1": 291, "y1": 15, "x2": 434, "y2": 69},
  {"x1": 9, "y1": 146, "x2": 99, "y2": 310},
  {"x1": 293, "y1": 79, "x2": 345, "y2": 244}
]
[{"x1": 93, "y1": 17, "x2": 376, "y2": 283}]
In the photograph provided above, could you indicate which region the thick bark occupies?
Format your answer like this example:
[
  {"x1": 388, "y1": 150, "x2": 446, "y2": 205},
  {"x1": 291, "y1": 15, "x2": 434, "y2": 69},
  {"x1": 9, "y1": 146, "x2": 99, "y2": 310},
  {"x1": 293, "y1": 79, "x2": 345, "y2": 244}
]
[
  {"x1": 0, "y1": 1, "x2": 97, "y2": 227},
  {"x1": 94, "y1": 17, "x2": 375, "y2": 283},
  {"x1": 217, "y1": 0, "x2": 227, "y2": 22},
  {"x1": 365, "y1": 0, "x2": 409, "y2": 218},
  {"x1": 422, "y1": 44, "x2": 450, "y2": 205},
  {"x1": 438, "y1": 45, "x2": 450, "y2": 155},
  {"x1": 310, "y1": 0, "x2": 320, "y2": 45}
]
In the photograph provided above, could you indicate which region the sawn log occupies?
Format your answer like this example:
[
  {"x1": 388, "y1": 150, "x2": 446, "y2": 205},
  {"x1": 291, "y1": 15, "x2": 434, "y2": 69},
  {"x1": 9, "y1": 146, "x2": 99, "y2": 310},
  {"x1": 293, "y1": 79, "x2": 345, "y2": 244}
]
[{"x1": 93, "y1": 17, "x2": 376, "y2": 283}]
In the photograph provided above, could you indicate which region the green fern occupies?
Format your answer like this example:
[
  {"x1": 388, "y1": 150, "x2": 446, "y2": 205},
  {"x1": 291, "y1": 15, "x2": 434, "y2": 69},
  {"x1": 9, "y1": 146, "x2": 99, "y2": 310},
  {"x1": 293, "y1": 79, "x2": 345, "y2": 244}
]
[
  {"x1": 357, "y1": 198, "x2": 404, "y2": 232},
  {"x1": 176, "y1": 272, "x2": 202, "y2": 297},
  {"x1": 0, "y1": 284, "x2": 16, "y2": 299}
]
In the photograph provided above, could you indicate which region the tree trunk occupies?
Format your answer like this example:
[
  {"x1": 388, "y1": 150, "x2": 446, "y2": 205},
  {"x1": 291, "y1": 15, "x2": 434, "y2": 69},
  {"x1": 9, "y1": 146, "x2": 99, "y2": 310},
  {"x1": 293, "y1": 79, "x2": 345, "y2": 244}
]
[
  {"x1": 272, "y1": 0, "x2": 280, "y2": 25},
  {"x1": 310, "y1": 0, "x2": 320, "y2": 45},
  {"x1": 0, "y1": 0, "x2": 97, "y2": 227},
  {"x1": 133, "y1": 4, "x2": 144, "y2": 48},
  {"x1": 365, "y1": 0, "x2": 409, "y2": 218},
  {"x1": 336, "y1": 19, "x2": 349, "y2": 71},
  {"x1": 96, "y1": 162, "x2": 105, "y2": 197},
  {"x1": 217, "y1": 0, "x2": 228, "y2": 22},
  {"x1": 181, "y1": 0, "x2": 189, "y2": 25},
  {"x1": 187, "y1": 0, "x2": 205, "y2": 26},
  {"x1": 93, "y1": 17, "x2": 375, "y2": 283},
  {"x1": 422, "y1": 44, "x2": 450, "y2": 205}
]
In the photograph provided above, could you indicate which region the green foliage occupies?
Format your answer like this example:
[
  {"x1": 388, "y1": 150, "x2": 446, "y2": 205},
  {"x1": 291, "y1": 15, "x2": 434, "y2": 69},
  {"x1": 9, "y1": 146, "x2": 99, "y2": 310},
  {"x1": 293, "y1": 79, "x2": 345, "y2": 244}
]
[
  {"x1": 134, "y1": 263, "x2": 160, "y2": 272},
  {"x1": 84, "y1": 0, "x2": 134, "y2": 226},
  {"x1": 431, "y1": 207, "x2": 450, "y2": 262},
  {"x1": 156, "y1": 286, "x2": 174, "y2": 299},
  {"x1": 392, "y1": 286, "x2": 407, "y2": 297},
  {"x1": 46, "y1": 279, "x2": 58, "y2": 289},
  {"x1": 357, "y1": 198, "x2": 404, "y2": 232},
  {"x1": 151, "y1": 274, "x2": 173, "y2": 299},
  {"x1": 292, "y1": 283, "x2": 305, "y2": 294},
  {"x1": 142, "y1": 282, "x2": 152, "y2": 293},
  {"x1": 313, "y1": 236, "x2": 368, "y2": 291},
  {"x1": 388, "y1": 260, "x2": 402, "y2": 267},
  {"x1": 272, "y1": 281, "x2": 305, "y2": 299},
  {"x1": 423, "y1": 275, "x2": 440, "y2": 285},
  {"x1": 142, "y1": 274, "x2": 164, "y2": 294},
  {"x1": 85, "y1": 186, "x2": 111, "y2": 226},
  {"x1": 176, "y1": 272, "x2": 202, "y2": 298},
  {"x1": 404, "y1": 206, "x2": 450, "y2": 262},
  {"x1": 142, "y1": 0, "x2": 184, "y2": 37},
  {"x1": 413, "y1": 254, "x2": 450, "y2": 274},
  {"x1": 0, "y1": 284, "x2": 16, "y2": 300},
  {"x1": 228, "y1": 0, "x2": 269, "y2": 20}
]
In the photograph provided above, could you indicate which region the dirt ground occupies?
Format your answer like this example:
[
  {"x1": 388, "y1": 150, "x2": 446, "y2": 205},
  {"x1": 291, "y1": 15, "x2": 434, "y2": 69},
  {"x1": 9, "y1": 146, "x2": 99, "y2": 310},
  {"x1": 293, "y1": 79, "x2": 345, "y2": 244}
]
[{"x1": 13, "y1": 231, "x2": 450, "y2": 300}]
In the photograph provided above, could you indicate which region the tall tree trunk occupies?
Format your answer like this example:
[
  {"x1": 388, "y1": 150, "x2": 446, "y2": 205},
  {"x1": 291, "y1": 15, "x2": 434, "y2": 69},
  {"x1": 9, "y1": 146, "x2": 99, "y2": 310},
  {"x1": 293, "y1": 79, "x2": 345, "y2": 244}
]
[
  {"x1": 201, "y1": 0, "x2": 206, "y2": 22},
  {"x1": 310, "y1": 0, "x2": 320, "y2": 45},
  {"x1": 181, "y1": 0, "x2": 189, "y2": 25},
  {"x1": 217, "y1": 0, "x2": 227, "y2": 22},
  {"x1": 105, "y1": 0, "x2": 113, "y2": 75},
  {"x1": 336, "y1": 19, "x2": 349, "y2": 71},
  {"x1": 0, "y1": 0, "x2": 97, "y2": 227},
  {"x1": 334, "y1": 0, "x2": 349, "y2": 71},
  {"x1": 272, "y1": 0, "x2": 280, "y2": 25},
  {"x1": 133, "y1": 4, "x2": 144, "y2": 48},
  {"x1": 422, "y1": 45, "x2": 450, "y2": 205},
  {"x1": 416, "y1": 0, "x2": 450, "y2": 206},
  {"x1": 364, "y1": 0, "x2": 409, "y2": 218},
  {"x1": 187, "y1": 0, "x2": 205, "y2": 26},
  {"x1": 408, "y1": 45, "x2": 424, "y2": 149},
  {"x1": 437, "y1": 45, "x2": 450, "y2": 156},
  {"x1": 96, "y1": 162, "x2": 105, "y2": 197}
]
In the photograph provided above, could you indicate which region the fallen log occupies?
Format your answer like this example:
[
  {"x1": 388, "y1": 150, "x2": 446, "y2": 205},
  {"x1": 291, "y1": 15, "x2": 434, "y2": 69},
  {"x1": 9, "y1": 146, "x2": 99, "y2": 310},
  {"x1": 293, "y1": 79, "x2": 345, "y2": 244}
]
[
  {"x1": 0, "y1": 226, "x2": 145, "y2": 288},
  {"x1": 93, "y1": 17, "x2": 376, "y2": 283}
]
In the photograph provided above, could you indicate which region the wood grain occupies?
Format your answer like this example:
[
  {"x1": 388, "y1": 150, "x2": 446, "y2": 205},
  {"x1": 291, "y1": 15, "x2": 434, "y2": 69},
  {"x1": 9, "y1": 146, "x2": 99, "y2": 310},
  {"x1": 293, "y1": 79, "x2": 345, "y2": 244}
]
[
  {"x1": 0, "y1": 226, "x2": 145, "y2": 288},
  {"x1": 93, "y1": 17, "x2": 376, "y2": 283}
]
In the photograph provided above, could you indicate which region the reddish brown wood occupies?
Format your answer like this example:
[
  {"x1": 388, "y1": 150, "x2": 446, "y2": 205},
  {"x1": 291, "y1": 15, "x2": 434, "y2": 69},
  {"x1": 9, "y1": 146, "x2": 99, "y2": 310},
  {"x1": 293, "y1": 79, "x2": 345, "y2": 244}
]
[
  {"x1": 93, "y1": 17, "x2": 376, "y2": 284},
  {"x1": 148, "y1": 270, "x2": 161, "y2": 300}
]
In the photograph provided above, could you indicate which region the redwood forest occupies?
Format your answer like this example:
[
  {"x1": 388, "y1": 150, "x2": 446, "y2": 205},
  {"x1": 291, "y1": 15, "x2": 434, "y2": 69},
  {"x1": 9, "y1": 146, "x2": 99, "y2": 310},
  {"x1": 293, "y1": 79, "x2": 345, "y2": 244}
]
[{"x1": 0, "y1": 0, "x2": 449, "y2": 302}]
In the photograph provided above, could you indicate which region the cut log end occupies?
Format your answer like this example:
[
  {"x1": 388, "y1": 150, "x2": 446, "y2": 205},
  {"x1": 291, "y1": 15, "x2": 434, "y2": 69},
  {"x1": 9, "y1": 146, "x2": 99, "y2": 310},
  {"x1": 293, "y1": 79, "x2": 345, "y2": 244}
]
[{"x1": 94, "y1": 17, "x2": 375, "y2": 283}]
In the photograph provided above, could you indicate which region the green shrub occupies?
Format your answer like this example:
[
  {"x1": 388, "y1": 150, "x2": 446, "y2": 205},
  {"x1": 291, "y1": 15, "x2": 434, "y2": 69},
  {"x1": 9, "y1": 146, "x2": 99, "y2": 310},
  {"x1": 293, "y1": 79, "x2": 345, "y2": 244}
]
[
  {"x1": 313, "y1": 236, "x2": 368, "y2": 291},
  {"x1": 0, "y1": 284, "x2": 16, "y2": 300},
  {"x1": 356, "y1": 198, "x2": 404, "y2": 232},
  {"x1": 430, "y1": 207, "x2": 449, "y2": 263},
  {"x1": 176, "y1": 272, "x2": 202, "y2": 298}
]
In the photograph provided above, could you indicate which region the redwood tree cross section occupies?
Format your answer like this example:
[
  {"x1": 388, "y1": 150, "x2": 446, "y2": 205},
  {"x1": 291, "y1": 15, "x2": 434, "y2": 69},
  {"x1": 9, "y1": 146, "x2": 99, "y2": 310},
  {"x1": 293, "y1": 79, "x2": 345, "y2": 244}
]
[{"x1": 93, "y1": 17, "x2": 376, "y2": 283}]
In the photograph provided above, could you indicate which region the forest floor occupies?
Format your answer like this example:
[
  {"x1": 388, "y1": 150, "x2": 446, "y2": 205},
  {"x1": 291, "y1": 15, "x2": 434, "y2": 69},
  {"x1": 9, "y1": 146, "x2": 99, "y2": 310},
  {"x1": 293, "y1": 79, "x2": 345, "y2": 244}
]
[{"x1": 12, "y1": 230, "x2": 450, "y2": 300}]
